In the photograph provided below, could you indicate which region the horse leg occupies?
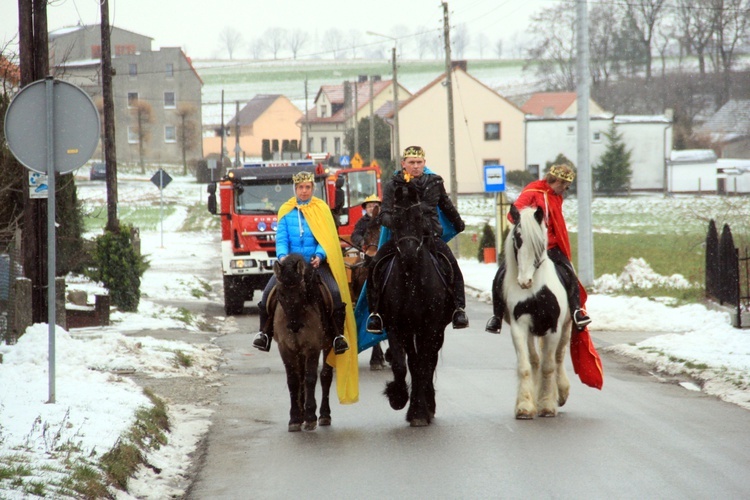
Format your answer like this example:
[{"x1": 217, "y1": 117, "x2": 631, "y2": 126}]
[
  {"x1": 283, "y1": 357, "x2": 304, "y2": 432},
  {"x1": 319, "y1": 350, "x2": 333, "y2": 426},
  {"x1": 510, "y1": 323, "x2": 537, "y2": 419},
  {"x1": 537, "y1": 335, "x2": 561, "y2": 417},
  {"x1": 405, "y1": 335, "x2": 432, "y2": 427},
  {"x1": 423, "y1": 330, "x2": 444, "y2": 420},
  {"x1": 302, "y1": 351, "x2": 319, "y2": 431},
  {"x1": 370, "y1": 343, "x2": 385, "y2": 370},
  {"x1": 384, "y1": 332, "x2": 409, "y2": 411},
  {"x1": 556, "y1": 324, "x2": 572, "y2": 408}
]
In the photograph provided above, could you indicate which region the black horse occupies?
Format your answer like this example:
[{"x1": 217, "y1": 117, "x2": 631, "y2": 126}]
[
  {"x1": 370, "y1": 184, "x2": 453, "y2": 426},
  {"x1": 269, "y1": 253, "x2": 334, "y2": 432}
]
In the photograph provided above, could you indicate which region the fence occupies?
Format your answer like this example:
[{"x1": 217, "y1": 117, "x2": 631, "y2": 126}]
[
  {"x1": 0, "y1": 230, "x2": 23, "y2": 344},
  {"x1": 705, "y1": 219, "x2": 749, "y2": 328}
]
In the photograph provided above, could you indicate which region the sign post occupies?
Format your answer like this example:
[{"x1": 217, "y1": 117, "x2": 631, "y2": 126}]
[
  {"x1": 4, "y1": 78, "x2": 100, "y2": 403},
  {"x1": 151, "y1": 169, "x2": 173, "y2": 248},
  {"x1": 483, "y1": 165, "x2": 507, "y2": 263}
]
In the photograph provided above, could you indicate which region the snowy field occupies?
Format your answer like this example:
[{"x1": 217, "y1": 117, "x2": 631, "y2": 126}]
[{"x1": 1, "y1": 174, "x2": 749, "y2": 497}]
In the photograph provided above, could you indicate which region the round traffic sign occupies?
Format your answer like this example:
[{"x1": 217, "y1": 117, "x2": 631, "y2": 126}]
[{"x1": 4, "y1": 78, "x2": 100, "y2": 174}]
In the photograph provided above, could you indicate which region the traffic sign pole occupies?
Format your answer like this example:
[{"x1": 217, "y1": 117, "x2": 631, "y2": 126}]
[{"x1": 45, "y1": 77, "x2": 57, "y2": 404}]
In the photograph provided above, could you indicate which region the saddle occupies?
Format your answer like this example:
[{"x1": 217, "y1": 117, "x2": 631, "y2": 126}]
[
  {"x1": 370, "y1": 242, "x2": 454, "y2": 296},
  {"x1": 266, "y1": 271, "x2": 335, "y2": 322}
]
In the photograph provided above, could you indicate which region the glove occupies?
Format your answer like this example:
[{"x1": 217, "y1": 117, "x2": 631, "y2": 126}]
[{"x1": 454, "y1": 219, "x2": 466, "y2": 233}]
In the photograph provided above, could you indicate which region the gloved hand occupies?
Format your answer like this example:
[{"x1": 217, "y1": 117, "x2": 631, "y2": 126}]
[{"x1": 454, "y1": 218, "x2": 466, "y2": 233}]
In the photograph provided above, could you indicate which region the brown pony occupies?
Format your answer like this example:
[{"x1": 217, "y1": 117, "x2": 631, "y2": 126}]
[{"x1": 270, "y1": 253, "x2": 334, "y2": 431}]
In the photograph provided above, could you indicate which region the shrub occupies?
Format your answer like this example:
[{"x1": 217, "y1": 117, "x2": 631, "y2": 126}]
[
  {"x1": 477, "y1": 223, "x2": 496, "y2": 262},
  {"x1": 506, "y1": 169, "x2": 535, "y2": 188},
  {"x1": 89, "y1": 225, "x2": 147, "y2": 312}
]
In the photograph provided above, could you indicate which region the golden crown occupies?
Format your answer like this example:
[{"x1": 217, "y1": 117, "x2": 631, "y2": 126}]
[
  {"x1": 402, "y1": 146, "x2": 425, "y2": 159},
  {"x1": 549, "y1": 164, "x2": 575, "y2": 183},
  {"x1": 292, "y1": 171, "x2": 315, "y2": 184}
]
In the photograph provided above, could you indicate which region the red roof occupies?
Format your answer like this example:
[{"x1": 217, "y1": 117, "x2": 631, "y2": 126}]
[
  {"x1": 521, "y1": 92, "x2": 577, "y2": 116},
  {"x1": 306, "y1": 79, "x2": 392, "y2": 123}
]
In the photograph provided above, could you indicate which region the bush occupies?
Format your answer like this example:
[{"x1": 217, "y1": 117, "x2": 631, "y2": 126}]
[
  {"x1": 505, "y1": 169, "x2": 535, "y2": 188},
  {"x1": 88, "y1": 225, "x2": 148, "y2": 312},
  {"x1": 477, "y1": 223, "x2": 496, "y2": 262}
]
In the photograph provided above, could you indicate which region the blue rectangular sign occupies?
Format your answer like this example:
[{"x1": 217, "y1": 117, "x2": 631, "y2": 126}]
[{"x1": 484, "y1": 165, "x2": 506, "y2": 192}]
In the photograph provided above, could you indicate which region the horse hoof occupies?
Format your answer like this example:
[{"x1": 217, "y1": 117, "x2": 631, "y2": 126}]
[
  {"x1": 515, "y1": 411, "x2": 535, "y2": 420},
  {"x1": 318, "y1": 416, "x2": 331, "y2": 426},
  {"x1": 288, "y1": 423, "x2": 302, "y2": 432},
  {"x1": 410, "y1": 418, "x2": 430, "y2": 427},
  {"x1": 303, "y1": 421, "x2": 318, "y2": 431},
  {"x1": 370, "y1": 363, "x2": 385, "y2": 371},
  {"x1": 538, "y1": 409, "x2": 557, "y2": 418}
]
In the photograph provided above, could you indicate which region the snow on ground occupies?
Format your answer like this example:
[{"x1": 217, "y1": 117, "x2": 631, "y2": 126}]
[{"x1": 1, "y1": 175, "x2": 749, "y2": 497}]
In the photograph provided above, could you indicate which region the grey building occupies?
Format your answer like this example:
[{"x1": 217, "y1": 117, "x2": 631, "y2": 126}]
[{"x1": 49, "y1": 25, "x2": 203, "y2": 168}]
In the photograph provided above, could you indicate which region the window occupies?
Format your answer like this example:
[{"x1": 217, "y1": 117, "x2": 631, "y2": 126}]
[
  {"x1": 484, "y1": 122, "x2": 501, "y2": 141},
  {"x1": 127, "y1": 92, "x2": 138, "y2": 107},
  {"x1": 165, "y1": 125, "x2": 176, "y2": 143},
  {"x1": 483, "y1": 159, "x2": 500, "y2": 166},
  {"x1": 567, "y1": 125, "x2": 575, "y2": 135},
  {"x1": 165, "y1": 63, "x2": 174, "y2": 78},
  {"x1": 127, "y1": 127, "x2": 139, "y2": 144},
  {"x1": 320, "y1": 105, "x2": 328, "y2": 118},
  {"x1": 334, "y1": 137, "x2": 341, "y2": 155},
  {"x1": 593, "y1": 131, "x2": 602, "y2": 142},
  {"x1": 164, "y1": 91, "x2": 176, "y2": 108},
  {"x1": 129, "y1": 63, "x2": 137, "y2": 76},
  {"x1": 307, "y1": 138, "x2": 314, "y2": 152},
  {"x1": 321, "y1": 137, "x2": 328, "y2": 152},
  {"x1": 528, "y1": 164, "x2": 540, "y2": 178}
]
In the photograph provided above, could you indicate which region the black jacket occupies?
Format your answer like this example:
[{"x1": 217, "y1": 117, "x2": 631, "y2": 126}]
[
  {"x1": 378, "y1": 170, "x2": 465, "y2": 237},
  {"x1": 351, "y1": 213, "x2": 375, "y2": 248}
]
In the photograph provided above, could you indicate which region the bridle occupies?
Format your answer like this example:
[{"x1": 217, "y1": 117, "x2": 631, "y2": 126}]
[
  {"x1": 512, "y1": 222, "x2": 546, "y2": 271},
  {"x1": 394, "y1": 201, "x2": 425, "y2": 254}
]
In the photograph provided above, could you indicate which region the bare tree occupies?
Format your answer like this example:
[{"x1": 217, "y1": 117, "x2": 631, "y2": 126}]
[
  {"x1": 713, "y1": 0, "x2": 750, "y2": 106},
  {"x1": 263, "y1": 27, "x2": 286, "y2": 60},
  {"x1": 219, "y1": 26, "x2": 243, "y2": 60},
  {"x1": 131, "y1": 100, "x2": 153, "y2": 173},
  {"x1": 524, "y1": 3, "x2": 577, "y2": 90},
  {"x1": 249, "y1": 38, "x2": 265, "y2": 59},
  {"x1": 175, "y1": 104, "x2": 198, "y2": 175},
  {"x1": 476, "y1": 33, "x2": 489, "y2": 59},
  {"x1": 589, "y1": 4, "x2": 619, "y2": 88},
  {"x1": 494, "y1": 38, "x2": 503, "y2": 59},
  {"x1": 322, "y1": 28, "x2": 346, "y2": 59},
  {"x1": 347, "y1": 29, "x2": 360, "y2": 59},
  {"x1": 287, "y1": 29, "x2": 309, "y2": 59},
  {"x1": 624, "y1": 0, "x2": 667, "y2": 82},
  {"x1": 414, "y1": 26, "x2": 433, "y2": 59},
  {"x1": 675, "y1": 0, "x2": 718, "y2": 75},
  {"x1": 452, "y1": 23, "x2": 470, "y2": 59}
]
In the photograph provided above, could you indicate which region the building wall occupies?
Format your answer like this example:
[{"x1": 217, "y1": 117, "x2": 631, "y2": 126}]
[
  {"x1": 50, "y1": 27, "x2": 152, "y2": 66},
  {"x1": 397, "y1": 70, "x2": 526, "y2": 194},
  {"x1": 667, "y1": 163, "x2": 718, "y2": 193},
  {"x1": 525, "y1": 118, "x2": 611, "y2": 178},
  {"x1": 617, "y1": 120, "x2": 673, "y2": 191}
]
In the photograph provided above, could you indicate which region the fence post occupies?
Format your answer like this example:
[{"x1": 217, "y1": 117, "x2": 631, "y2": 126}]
[{"x1": 705, "y1": 219, "x2": 719, "y2": 299}]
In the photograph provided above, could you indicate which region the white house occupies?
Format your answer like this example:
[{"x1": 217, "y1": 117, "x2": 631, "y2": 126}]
[
  {"x1": 666, "y1": 149, "x2": 718, "y2": 193},
  {"x1": 717, "y1": 158, "x2": 750, "y2": 194},
  {"x1": 615, "y1": 114, "x2": 674, "y2": 191}
]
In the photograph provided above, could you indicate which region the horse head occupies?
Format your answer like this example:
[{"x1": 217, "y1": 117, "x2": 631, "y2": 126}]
[
  {"x1": 508, "y1": 205, "x2": 547, "y2": 289},
  {"x1": 391, "y1": 184, "x2": 426, "y2": 266},
  {"x1": 273, "y1": 254, "x2": 312, "y2": 332}
]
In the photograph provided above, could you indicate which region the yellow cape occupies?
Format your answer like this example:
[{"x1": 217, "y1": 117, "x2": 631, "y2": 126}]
[{"x1": 278, "y1": 196, "x2": 359, "y2": 404}]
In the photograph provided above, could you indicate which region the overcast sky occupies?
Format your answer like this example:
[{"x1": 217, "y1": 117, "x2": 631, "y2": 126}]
[{"x1": 1, "y1": 0, "x2": 553, "y2": 60}]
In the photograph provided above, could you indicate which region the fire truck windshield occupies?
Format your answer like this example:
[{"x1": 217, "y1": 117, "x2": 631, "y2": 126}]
[{"x1": 235, "y1": 180, "x2": 326, "y2": 215}]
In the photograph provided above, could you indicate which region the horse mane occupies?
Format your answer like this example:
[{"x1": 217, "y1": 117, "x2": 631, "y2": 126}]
[{"x1": 518, "y1": 207, "x2": 548, "y2": 260}]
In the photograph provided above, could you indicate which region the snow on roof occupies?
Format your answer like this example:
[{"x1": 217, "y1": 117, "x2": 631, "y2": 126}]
[
  {"x1": 615, "y1": 115, "x2": 672, "y2": 124},
  {"x1": 669, "y1": 149, "x2": 717, "y2": 163},
  {"x1": 49, "y1": 25, "x2": 85, "y2": 38}
]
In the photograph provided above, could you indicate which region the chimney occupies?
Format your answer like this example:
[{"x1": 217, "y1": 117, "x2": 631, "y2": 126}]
[
  {"x1": 358, "y1": 75, "x2": 368, "y2": 83},
  {"x1": 372, "y1": 75, "x2": 381, "y2": 82},
  {"x1": 451, "y1": 60, "x2": 467, "y2": 72}
]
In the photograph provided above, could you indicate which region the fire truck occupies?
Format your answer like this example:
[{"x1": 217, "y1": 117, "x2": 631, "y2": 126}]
[{"x1": 207, "y1": 158, "x2": 382, "y2": 315}]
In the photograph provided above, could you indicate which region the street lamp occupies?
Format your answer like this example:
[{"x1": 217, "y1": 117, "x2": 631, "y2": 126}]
[{"x1": 366, "y1": 31, "x2": 400, "y2": 161}]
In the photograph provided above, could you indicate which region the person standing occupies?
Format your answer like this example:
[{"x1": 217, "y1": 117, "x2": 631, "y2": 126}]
[
  {"x1": 485, "y1": 164, "x2": 592, "y2": 333},
  {"x1": 365, "y1": 145, "x2": 469, "y2": 333}
]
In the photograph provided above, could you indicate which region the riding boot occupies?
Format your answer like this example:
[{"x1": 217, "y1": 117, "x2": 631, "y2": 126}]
[
  {"x1": 485, "y1": 263, "x2": 506, "y2": 334},
  {"x1": 332, "y1": 304, "x2": 349, "y2": 355},
  {"x1": 451, "y1": 262, "x2": 469, "y2": 329},
  {"x1": 567, "y1": 285, "x2": 591, "y2": 332},
  {"x1": 366, "y1": 273, "x2": 383, "y2": 333},
  {"x1": 252, "y1": 302, "x2": 273, "y2": 352}
]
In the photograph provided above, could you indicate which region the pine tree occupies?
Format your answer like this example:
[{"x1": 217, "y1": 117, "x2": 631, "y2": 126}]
[{"x1": 594, "y1": 123, "x2": 632, "y2": 194}]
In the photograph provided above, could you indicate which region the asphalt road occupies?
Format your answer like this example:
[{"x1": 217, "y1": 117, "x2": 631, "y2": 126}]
[{"x1": 185, "y1": 296, "x2": 750, "y2": 499}]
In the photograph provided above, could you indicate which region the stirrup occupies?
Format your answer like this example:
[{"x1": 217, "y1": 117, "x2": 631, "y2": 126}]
[
  {"x1": 573, "y1": 309, "x2": 591, "y2": 330},
  {"x1": 366, "y1": 313, "x2": 383, "y2": 333},
  {"x1": 252, "y1": 331, "x2": 271, "y2": 352},
  {"x1": 333, "y1": 335, "x2": 349, "y2": 355}
]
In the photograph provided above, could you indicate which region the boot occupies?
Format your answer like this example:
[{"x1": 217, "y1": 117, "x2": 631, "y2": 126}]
[
  {"x1": 366, "y1": 313, "x2": 383, "y2": 333},
  {"x1": 573, "y1": 309, "x2": 591, "y2": 331},
  {"x1": 332, "y1": 304, "x2": 349, "y2": 355},
  {"x1": 452, "y1": 309, "x2": 469, "y2": 329},
  {"x1": 252, "y1": 302, "x2": 273, "y2": 352},
  {"x1": 486, "y1": 264, "x2": 505, "y2": 334},
  {"x1": 485, "y1": 315, "x2": 503, "y2": 334}
]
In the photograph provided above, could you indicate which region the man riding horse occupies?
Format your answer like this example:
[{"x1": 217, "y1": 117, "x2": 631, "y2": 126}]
[
  {"x1": 366, "y1": 145, "x2": 469, "y2": 333},
  {"x1": 485, "y1": 163, "x2": 592, "y2": 334}
]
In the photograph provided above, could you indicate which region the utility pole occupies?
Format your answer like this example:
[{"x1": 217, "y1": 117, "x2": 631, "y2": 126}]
[
  {"x1": 369, "y1": 76, "x2": 375, "y2": 164},
  {"x1": 101, "y1": 0, "x2": 119, "y2": 234},
  {"x1": 234, "y1": 100, "x2": 240, "y2": 166},
  {"x1": 353, "y1": 80, "x2": 359, "y2": 156},
  {"x1": 391, "y1": 46, "x2": 400, "y2": 162},
  {"x1": 442, "y1": 1, "x2": 459, "y2": 255},
  {"x1": 576, "y1": 0, "x2": 594, "y2": 286},
  {"x1": 304, "y1": 77, "x2": 310, "y2": 154},
  {"x1": 343, "y1": 81, "x2": 350, "y2": 155},
  {"x1": 220, "y1": 90, "x2": 225, "y2": 168},
  {"x1": 18, "y1": 0, "x2": 50, "y2": 322}
]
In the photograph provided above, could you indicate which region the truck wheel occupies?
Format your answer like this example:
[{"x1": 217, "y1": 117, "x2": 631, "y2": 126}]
[{"x1": 224, "y1": 276, "x2": 245, "y2": 315}]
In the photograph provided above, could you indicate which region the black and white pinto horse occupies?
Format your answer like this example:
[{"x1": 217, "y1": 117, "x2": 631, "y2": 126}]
[
  {"x1": 503, "y1": 205, "x2": 571, "y2": 419},
  {"x1": 373, "y1": 184, "x2": 453, "y2": 426},
  {"x1": 270, "y1": 253, "x2": 334, "y2": 432}
]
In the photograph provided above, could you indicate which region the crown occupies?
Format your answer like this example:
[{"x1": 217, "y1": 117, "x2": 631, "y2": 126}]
[
  {"x1": 292, "y1": 171, "x2": 315, "y2": 184},
  {"x1": 402, "y1": 146, "x2": 425, "y2": 159},
  {"x1": 549, "y1": 164, "x2": 575, "y2": 183}
]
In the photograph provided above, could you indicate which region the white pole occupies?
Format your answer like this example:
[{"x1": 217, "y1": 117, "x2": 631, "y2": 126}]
[
  {"x1": 45, "y1": 77, "x2": 56, "y2": 404},
  {"x1": 576, "y1": 0, "x2": 594, "y2": 286}
]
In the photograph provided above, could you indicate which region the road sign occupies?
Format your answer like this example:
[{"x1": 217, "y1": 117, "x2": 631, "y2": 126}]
[
  {"x1": 484, "y1": 165, "x2": 506, "y2": 193},
  {"x1": 29, "y1": 172, "x2": 48, "y2": 199},
  {"x1": 339, "y1": 155, "x2": 350, "y2": 167},
  {"x1": 351, "y1": 152, "x2": 363, "y2": 169},
  {"x1": 151, "y1": 169, "x2": 173, "y2": 190},
  {"x1": 4, "y1": 79, "x2": 100, "y2": 174}
]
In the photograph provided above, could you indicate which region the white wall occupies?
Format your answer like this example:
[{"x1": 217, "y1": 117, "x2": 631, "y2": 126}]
[
  {"x1": 717, "y1": 158, "x2": 750, "y2": 194},
  {"x1": 667, "y1": 163, "x2": 718, "y2": 193},
  {"x1": 616, "y1": 119, "x2": 673, "y2": 191}
]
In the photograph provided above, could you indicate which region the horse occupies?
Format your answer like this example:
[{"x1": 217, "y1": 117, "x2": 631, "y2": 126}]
[
  {"x1": 371, "y1": 183, "x2": 453, "y2": 426},
  {"x1": 269, "y1": 253, "x2": 334, "y2": 432},
  {"x1": 501, "y1": 205, "x2": 571, "y2": 419}
]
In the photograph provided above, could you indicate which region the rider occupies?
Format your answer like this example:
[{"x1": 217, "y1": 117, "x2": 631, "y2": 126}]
[
  {"x1": 365, "y1": 145, "x2": 469, "y2": 333},
  {"x1": 485, "y1": 163, "x2": 592, "y2": 334},
  {"x1": 351, "y1": 194, "x2": 381, "y2": 250},
  {"x1": 252, "y1": 170, "x2": 350, "y2": 355}
]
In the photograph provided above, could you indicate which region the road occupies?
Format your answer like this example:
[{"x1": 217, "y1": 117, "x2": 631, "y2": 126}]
[{"x1": 185, "y1": 296, "x2": 750, "y2": 499}]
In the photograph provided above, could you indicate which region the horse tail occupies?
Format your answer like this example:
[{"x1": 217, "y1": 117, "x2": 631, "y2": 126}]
[{"x1": 384, "y1": 379, "x2": 409, "y2": 410}]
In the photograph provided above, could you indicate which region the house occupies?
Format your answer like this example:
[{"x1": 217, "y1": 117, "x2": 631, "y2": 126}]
[
  {"x1": 395, "y1": 62, "x2": 526, "y2": 194},
  {"x1": 48, "y1": 25, "x2": 203, "y2": 167},
  {"x1": 717, "y1": 158, "x2": 750, "y2": 194},
  {"x1": 203, "y1": 94, "x2": 302, "y2": 161},
  {"x1": 666, "y1": 149, "x2": 718, "y2": 193},
  {"x1": 524, "y1": 91, "x2": 673, "y2": 191},
  {"x1": 301, "y1": 76, "x2": 411, "y2": 162},
  {"x1": 697, "y1": 99, "x2": 750, "y2": 159}
]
